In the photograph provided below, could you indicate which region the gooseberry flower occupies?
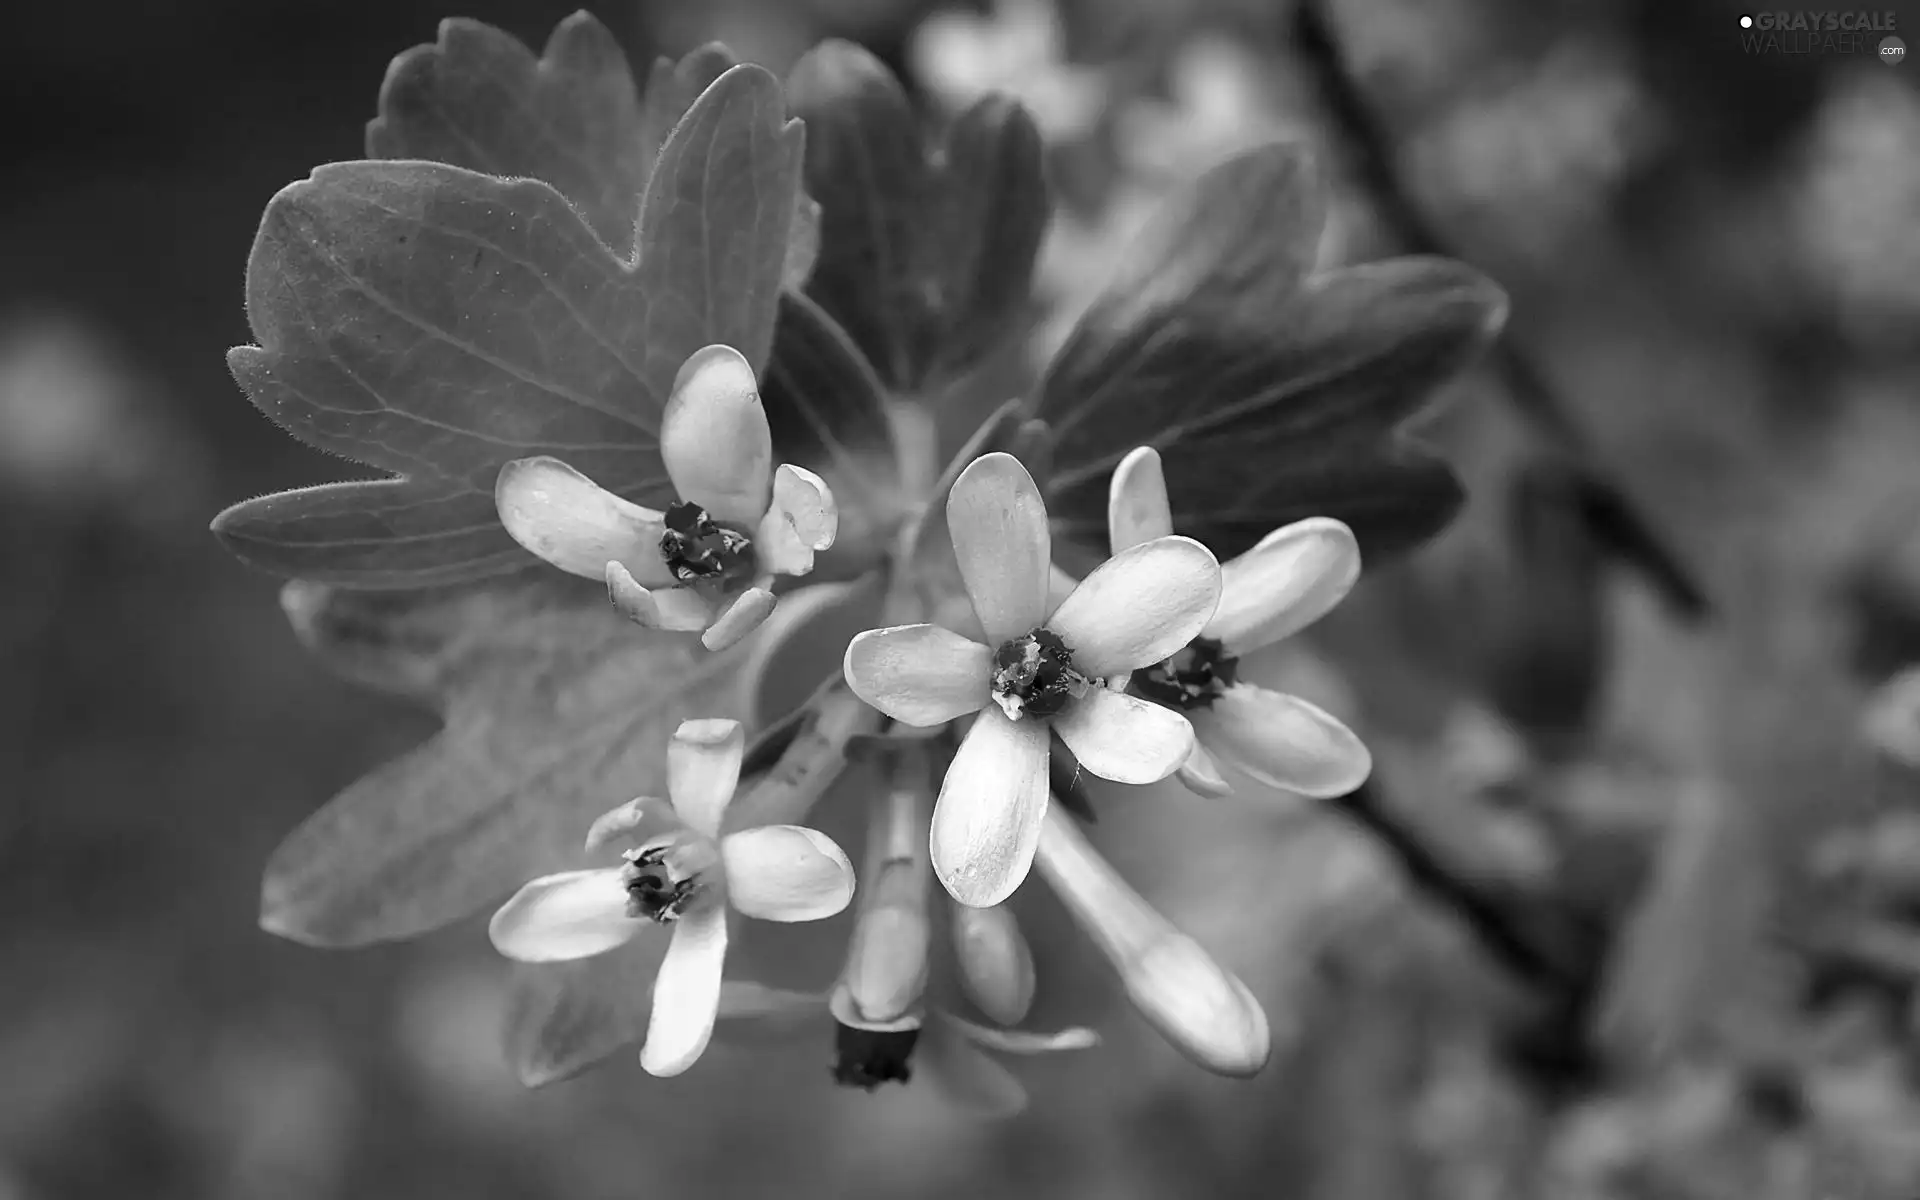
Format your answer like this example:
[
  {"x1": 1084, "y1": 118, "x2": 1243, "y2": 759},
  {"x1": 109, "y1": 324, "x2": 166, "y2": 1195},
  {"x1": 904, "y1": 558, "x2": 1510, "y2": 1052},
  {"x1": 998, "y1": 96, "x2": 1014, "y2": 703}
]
[
  {"x1": 844, "y1": 452, "x2": 1223, "y2": 907},
  {"x1": 1105, "y1": 446, "x2": 1371, "y2": 799},
  {"x1": 488, "y1": 719, "x2": 855, "y2": 1077},
  {"x1": 496, "y1": 345, "x2": 838, "y2": 652},
  {"x1": 727, "y1": 745, "x2": 1095, "y2": 1116}
]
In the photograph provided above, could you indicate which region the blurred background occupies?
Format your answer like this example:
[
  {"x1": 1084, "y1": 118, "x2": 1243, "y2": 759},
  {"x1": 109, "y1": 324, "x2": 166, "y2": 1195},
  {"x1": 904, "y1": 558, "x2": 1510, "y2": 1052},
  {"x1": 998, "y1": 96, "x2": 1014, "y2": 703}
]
[{"x1": 5, "y1": 0, "x2": 1920, "y2": 1196}]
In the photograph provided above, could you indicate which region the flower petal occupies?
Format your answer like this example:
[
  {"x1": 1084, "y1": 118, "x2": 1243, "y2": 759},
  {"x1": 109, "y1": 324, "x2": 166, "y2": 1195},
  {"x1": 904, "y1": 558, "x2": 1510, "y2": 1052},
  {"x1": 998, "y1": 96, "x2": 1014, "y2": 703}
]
[
  {"x1": 1175, "y1": 741, "x2": 1235, "y2": 797},
  {"x1": 931, "y1": 710, "x2": 1050, "y2": 907},
  {"x1": 606, "y1": 563, "x2": 712, "y2": 631},
  {"x1": 497, "y1": 457, "x2": 672, "y2": 584},
  {"x1": 582, "y1": 796, "x2": 680, "y2": 853},
  {"x1": 640, "y1": 905, "x2": 729, "y2": 1077},
  {"x1": 1052, "y1": 687, "x2": 1196, "y2": 784},
  {"x1": 667, "y1": 718, "x2": 746, "y2": 838},
  {"x1": 720, "y1": 825, "x2": 855, "y2": 921},
  {"x1": 701, "y1": 587, "x2": 777, "y2": 652},
  {"x1": 942, "y1": 1014, "x2": 1101, "y2": 1055},
  {"x1": 1047, "y1": 563, "x2": 1078, "y2": 611},
  {"x1": 488, "y1": 870, "x2": 642, "y2": 962},
  {"x1": 777, "y1": 464, "x2": 838, "y2": 549},
  {"x1": 1107, "y1": 445, "x2": 1174, "y2": 554},
  {"x1": 1193, "y1": 683, "x2": 1372, "y2": 799},
  {"x1": 1046, "y1": 536, "x2": 1221, "y2": 677},
  {"x1": 843, "y1": 625, "x2": 992, "y2": 726},
  {"x1": 661, "y1": 344, "x2": 773, "y2": 524},
  {"x1": 754, "y1": 464, "x2": 839, "y2": 577},
  {"x1": 946, "y1": 452, "x2": 1051, "y2": 643},
  {"x1": 1206, "y1": 517, "x2": 1361, "y2": 654}
]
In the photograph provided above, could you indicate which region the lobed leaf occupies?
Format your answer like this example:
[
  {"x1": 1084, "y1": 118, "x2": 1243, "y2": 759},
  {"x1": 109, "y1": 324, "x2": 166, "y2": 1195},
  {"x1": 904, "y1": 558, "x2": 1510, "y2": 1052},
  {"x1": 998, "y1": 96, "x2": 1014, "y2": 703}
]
[
  {"x1": 787, "y1": 40, "x2": 1049, "y2": 393},
  {"x1": 1038, "y1": 143, "x2": 1507, "y2": 568},
  {"x1": 213, "y1": 64, "x2": 806, "y2": 586},
  {"x1": 367, "y1": 13, "x2": 660, "y2": 256}
]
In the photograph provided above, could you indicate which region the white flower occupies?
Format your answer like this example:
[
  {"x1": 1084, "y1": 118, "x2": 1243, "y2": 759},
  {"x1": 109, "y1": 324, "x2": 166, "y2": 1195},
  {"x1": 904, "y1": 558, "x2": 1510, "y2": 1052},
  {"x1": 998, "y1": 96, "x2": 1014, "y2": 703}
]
[
  {"x1": 721, "y1": 746, "x2": 1094, "y2": 1116},
  {"x1": 487, "y1": 719, "x2": 855, "y2": 1077},
  {"x1": 495, "y1": 344, "x2": 838, "y2": 652},
  {"x1": 1104, "y1": 445, "x2": 1372, "y2": 799},
  {"x1": 843, "y1": 452, "x2": 1223, "y2": 907}
]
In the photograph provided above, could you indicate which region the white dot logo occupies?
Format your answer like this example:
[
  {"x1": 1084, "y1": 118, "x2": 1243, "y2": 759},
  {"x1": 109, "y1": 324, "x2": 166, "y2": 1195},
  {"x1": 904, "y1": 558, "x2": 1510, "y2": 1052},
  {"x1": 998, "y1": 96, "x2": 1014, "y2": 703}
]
[
  {"x1": 1740, "y1": 14, "x2": 1754, "y2": 27},
  {"x1": 1882, "y1": 35, "x2": 1907, "y2": 65}
]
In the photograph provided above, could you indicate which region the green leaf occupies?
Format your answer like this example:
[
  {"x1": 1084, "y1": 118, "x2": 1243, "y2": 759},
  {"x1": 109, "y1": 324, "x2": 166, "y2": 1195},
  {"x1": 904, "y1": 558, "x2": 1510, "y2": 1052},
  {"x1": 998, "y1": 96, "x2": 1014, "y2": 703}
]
[
  {"x1": 787, "y1": 40, "x2": 1049, "y2": 393},
  {"x1": 266, "y1": 573, "x2": 754, "y2": 946},
  {"x1": 368, "y1": 14, "x2": 666, "y2": 256},
  {"x1": 1037, "y1": 143, "x2": 1506, "y2": 568},
  {"x1": 212, "y1": 64, "x2": 805, "y2": 587},
  {"x1": 761, "y1": 291, "x2": 899, "y2": 559}
]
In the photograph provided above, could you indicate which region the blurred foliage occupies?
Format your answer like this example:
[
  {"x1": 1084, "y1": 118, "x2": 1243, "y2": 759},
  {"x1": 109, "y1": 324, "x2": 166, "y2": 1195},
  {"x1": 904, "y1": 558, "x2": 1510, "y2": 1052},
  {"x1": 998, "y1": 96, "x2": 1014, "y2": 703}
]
[{"x1": 5, "y1": 0, "x2": 1920, "y2": 1197}]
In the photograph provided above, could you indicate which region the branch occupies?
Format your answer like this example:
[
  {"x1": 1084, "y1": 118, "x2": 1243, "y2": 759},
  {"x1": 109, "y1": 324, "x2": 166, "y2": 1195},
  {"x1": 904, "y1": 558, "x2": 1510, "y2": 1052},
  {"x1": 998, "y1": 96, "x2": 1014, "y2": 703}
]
[
  {"x1": 1330, "y1": 779, "x2": 1596, "y2": 995},
  {"x1": 1289, "y1": 0, "x2": 1709, "y2": 621}
]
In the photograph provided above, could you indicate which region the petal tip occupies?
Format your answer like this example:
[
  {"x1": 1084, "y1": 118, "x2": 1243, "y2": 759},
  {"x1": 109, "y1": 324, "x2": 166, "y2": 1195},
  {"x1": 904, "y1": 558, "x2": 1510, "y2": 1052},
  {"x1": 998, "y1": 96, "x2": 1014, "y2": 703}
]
[
  {"x1": 675, "y1": 717, "x2": 744, "y2": 748},
  {"x1": 702, "y1": 588, "x2": 776, "y2": 651}
]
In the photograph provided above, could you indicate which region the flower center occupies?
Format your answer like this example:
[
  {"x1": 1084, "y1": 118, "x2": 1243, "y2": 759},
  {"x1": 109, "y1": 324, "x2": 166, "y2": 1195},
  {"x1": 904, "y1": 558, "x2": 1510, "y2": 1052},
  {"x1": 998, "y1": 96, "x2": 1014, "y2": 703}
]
[
  {"x1": 831, "y1": 1022, "x2": 920, "y2": 1090},
  {"x1": 990, "y1": 628, "x2": 1090, "y2": 720},
  {"x1": 659, "y1": 500, "x2": 756, "y2": 588},
  {"x1": 619, "y1": 843, "x2": 707, "y2": 923},
  {"x1": 1130, "y1": 637, "x2": 1238, "y2": 711}
]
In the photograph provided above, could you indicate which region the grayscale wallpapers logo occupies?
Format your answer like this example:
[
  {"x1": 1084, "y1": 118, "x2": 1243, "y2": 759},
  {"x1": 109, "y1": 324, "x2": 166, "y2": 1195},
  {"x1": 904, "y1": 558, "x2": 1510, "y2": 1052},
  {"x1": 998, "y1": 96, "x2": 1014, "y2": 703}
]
[{"x1": 1736, "y1": 10, "x2": 1904, "y2": 60}]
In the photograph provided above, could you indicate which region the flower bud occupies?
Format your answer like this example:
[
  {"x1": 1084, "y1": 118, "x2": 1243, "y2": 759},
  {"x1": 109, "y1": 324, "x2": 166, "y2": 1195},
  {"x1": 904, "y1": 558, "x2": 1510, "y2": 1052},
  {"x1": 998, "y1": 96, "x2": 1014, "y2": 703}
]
[
  {"x1": 1034, "y1": 806, "x2": 1270, "y2": 1076},
  {"x1": 951, "y1": 902, "x2": 1036, "y2": 1026},
  {"x1": 835, "y1": 746, "x2": 933, "y2": 1027}
]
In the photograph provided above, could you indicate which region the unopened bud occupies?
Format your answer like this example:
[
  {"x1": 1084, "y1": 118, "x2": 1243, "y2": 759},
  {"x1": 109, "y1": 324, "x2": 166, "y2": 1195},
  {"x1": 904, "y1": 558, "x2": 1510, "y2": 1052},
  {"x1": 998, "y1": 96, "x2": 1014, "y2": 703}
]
[
  {"x1": 951, "y1": 902, "x2": 1036, "y2": 1026},
  {"x1": 836, "y1": 745, "x2": 933, "y2": 1026},
  {"x1": 1034, "y1": 805, "x2": 1271, "y2": 1077}
]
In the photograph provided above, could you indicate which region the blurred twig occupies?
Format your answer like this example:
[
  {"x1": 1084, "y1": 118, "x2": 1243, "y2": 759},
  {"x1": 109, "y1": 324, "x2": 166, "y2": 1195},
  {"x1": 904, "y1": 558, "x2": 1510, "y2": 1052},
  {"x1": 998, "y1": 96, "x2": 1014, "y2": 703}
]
[
  {"x1": 1290, "y1": 0, "x2": 1710, "y2": 623},
  {"x1": 1330, "y1": 778, "x2": 1610, "y2": 1094},
  {"x1": 1332, "y1": 780, "x2": 1571, "y2": 990}
]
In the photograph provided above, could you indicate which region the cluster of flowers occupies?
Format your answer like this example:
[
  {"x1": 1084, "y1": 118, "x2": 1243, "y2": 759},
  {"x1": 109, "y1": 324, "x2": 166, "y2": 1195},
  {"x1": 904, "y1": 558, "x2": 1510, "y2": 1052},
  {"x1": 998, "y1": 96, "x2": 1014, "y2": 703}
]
[{"x1": 487, "y1": 344, "x2": 1374, "y2": 1100}]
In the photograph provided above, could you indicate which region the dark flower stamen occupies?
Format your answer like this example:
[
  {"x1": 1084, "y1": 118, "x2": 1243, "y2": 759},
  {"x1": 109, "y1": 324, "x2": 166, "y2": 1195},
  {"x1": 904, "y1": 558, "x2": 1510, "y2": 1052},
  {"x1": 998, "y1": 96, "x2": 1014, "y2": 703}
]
[
  {"x1": 831, "y1": 1022, "x2": 920, "y2": 1090},
  {"x1": 620, "y1": 846, "x2": 701, "y2": 923},
  {"x1": 660, "y1": 500, "x2": 754, "y2": 586},
  {"x1": 991, "y1": 627, "x2": 1089, "y2": 720},
  {"x1": 1131, "y1": 637, "x2": 1238, "y2": 711}
]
